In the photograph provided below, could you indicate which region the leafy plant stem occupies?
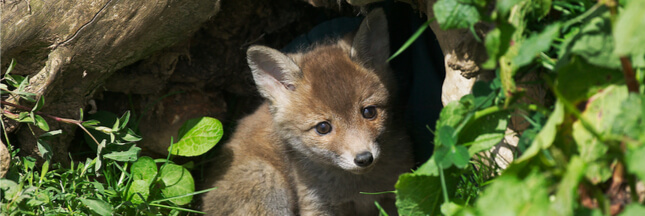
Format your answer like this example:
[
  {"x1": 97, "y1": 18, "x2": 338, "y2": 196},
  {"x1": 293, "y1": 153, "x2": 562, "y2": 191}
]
[{"x1": 438, "y1": 164, "x2": 450, "y2": 204}]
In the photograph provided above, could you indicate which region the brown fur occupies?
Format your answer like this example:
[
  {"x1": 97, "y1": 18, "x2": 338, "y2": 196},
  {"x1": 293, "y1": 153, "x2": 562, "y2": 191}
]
[{"x1": 201, "y1": 9, "x2": 413, "y2": 215}]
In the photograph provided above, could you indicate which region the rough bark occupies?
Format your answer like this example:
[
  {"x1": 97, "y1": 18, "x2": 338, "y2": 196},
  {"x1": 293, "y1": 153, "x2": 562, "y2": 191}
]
[{"x1": 2, "y1": 0, "x2": 221, "y2": 163}]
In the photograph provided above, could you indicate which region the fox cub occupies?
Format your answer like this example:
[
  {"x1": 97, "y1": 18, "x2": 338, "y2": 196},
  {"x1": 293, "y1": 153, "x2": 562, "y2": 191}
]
[{"x1": 201, "y1": 9, "x2": 413, "y2": 215}]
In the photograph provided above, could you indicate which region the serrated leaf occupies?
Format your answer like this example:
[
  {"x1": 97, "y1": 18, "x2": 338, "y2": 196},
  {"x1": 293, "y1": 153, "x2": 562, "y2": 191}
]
[
  {"x1": 513, "y1": 22, "x2": 561, "y2": 68},
  {"x1": 160, "y1": 163, "x2": 195, "y2": 205},
  {"x1": 170, "y1": 117, "x2": 223, "y2": 157},
  {"x1": 517, "y1": 100, "x2": 564, "y2": 162},
  {"x1": 79, "y1": 198, "x2": 113, "y2": 216},
  {"x1": 415, "y1": 156, "x2": 440, "y2": 176},
  {"x1": 102, "y1": 145, "x2": 141, "y2": 162},
  {"x1": 395, "y1": 173, "x2": 456, "y2": 216},
  {"x1": 433, "y1": 0, "x2": 481, "y2": 30},
  {"x1": 33, "y1": 114, "x2": 50, "y2": 131}
]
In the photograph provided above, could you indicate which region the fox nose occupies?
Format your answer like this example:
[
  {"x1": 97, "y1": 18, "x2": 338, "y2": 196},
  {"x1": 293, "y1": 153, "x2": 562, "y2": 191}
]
[{"x1": 354, "y1": 152, "x2": 374, "y2": 167}]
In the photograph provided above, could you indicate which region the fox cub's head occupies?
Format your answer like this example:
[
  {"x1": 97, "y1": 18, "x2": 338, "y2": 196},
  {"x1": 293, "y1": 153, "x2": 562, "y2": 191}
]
[{"x1": 247, "y1": 9, "x2": 395, "y2": 174}]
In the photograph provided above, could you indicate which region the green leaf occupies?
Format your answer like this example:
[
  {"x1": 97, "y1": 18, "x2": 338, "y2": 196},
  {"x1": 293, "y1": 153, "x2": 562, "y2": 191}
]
[
  {"x1": 433, "y1": 0, "x2": 481, "y2": 30},
  {"x1": 39, "y1": 129, "x2": 62, "y2": 139},
  {"x1": 611, "y1": 93, "x2": 645, "y2": 142},
  {"x1": 79, "y1": 198, "x2": 113, "y2": 216},
  {"x1": 37, "y1": 139, "x2": 52, "y2": 161},
  {"x1": 5, "y1": 59, "x2": 16, "y2": 75},
  {"x1": 482, "y1": 23, "x2": 515, "y2": 69},
  {"x1": 170, "y1": 117, "x2": 223, "y2": 157},
  {"x1": 32, "y1": 96, "x2": 45, "y2": 112},
  {"x1": 496, "y1": 0, "x2": 525, "y2": 18},
  {"x1": 573, "y1": 85, "x2": 627, "y2": 183},
  {"x1": 415, "y1": 156, "x2": 440, "y2": 176},
  {"x1": 437, "y1": 126, "x2": 457, "y2": 147},
  {"x1": 512, "y1": 22, "x2": 561, "y2": 68},
  {"x1": 549, "y1": 156, "x2": 586, "y2": 216},
  {"x1": 559, "y1": 9, "x2": 623, "y2": 69},
  {"x1": 131, "y1": 156, "x2": 158, "y2": 186},
  {"x1": 82, "y1": 120, "x2": 101, "y2": 127},
  {"x1": 434, "y1": 145, "x2": 470, "y2": 169},
  {"x1": 613, "y1": 0, "x2": 645, "y2": 57},
  {"x1": 475, "y1": 171, "x2": 549, "y2": 216},
  {"x1": 120, "y1": 128, "x2": 142, "y2": 142},
  {"x1": 102, "y1": 145, "x2": 141, "y2": 162},
  {"x1": 0, "y1": 179, "x2": 19, "y2": 201},
  {"x1": 619, "y1": 204, "x2": 645, "y2": 216},
  {"x1": 33, "y1": 114, "x2": 49, "y2": 131},
  {"x1": 517, "y1": 99, "x2": 564, "y2": 162},
  {"x1": 463, "y1": 111, "x2": 509, "y2": 156},
  {"x1": 127, "y1": 180, "x2": 150, "y2": 204},
  {"x1": 395, "y1": 173, "x2": 456, "y2": 216},
  {"x1": 626, "y1": 142, "x2": 645, "y2": 182},
  {"x1": 159, "y1": 163, "x2": 195, "y2": 205},
  {"x1": 118, "y1": 111, "x2": 131, "y2": 130},
  {"x1": 555, "y1": 56, "x2": 624, "y2": 104}
]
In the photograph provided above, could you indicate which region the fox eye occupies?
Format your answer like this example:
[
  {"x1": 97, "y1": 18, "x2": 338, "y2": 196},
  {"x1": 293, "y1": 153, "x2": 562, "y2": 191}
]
[
  {"x1": 315, "y1": 122, "x2": 332, "y2": 135},
  {"x1": 362, "y1": 106, "x2": 377, "y2": 119}
]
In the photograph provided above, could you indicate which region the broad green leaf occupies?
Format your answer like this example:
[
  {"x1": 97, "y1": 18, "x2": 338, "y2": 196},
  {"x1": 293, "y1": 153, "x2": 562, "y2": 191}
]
[
  {"x1": 395, "y1": 173, "x2": 456, "y2": 216},
  {"x1": 475, "y1": 171, "x2": 549, "y2": 216},
  {"x1": 131, "y1": 156, "x2": 158, "y2": 186},
  {"x1": 33, "y1": 114, "x2": 49, "y2": 131},
  {"x1": 415, "y1": 156, "x2": 440, "y2": 176},
  {"x1": 573, "y1": 85, "x2": 627, "y2": 183},
  {"x1": 626, "y1": 142, "x2": 645, "y2": 181},
  {"x1": 555, "y1": 56, "x2": 624, "y2": 104},
  {"x1": 160, "y1": 163, "x2": 195, "y2": 205},
  {"x1": 120, "y1": 128, "x2": 142, "y2": 142},
  {"x1": 79, "y1": 198, "x2": 113, "y2": 216},
  {"x1": 435, "y1": 144, "x2": 470, "y2": 169},
  {"x1": 512, "y1": 22, "x2": 561, "y2": 68},
  {"x1": 619, "y1": 204, "x2": 645, "y2": 216},
  {"x1": 437, "y1": 126, "x2": 457, "y2": 147},
  {"x1": 463, "y1": 111, "x2": 509, "y2": 156},
  {"x1": 127, "y1": 180, "x2": 150, "y2": 204},
  {"x1": 102, "y1": 145, "x2": 141, "y2": 162},
  {"x1": 0, "y1": 179, "x2": 19, "y2": 201},
  {"x1": 517, "y1": 100, "x2": 564, "y2": 162},
  {"x1": 441, "y1": 202, "x2": 463, "y2": 216},
  {"x1": 170, "y1": 117, "x2": 223, "y2": 157},
  {"x1": 611, "y1": 93, "x2": 644, "y2": 141},
  {"x1": 37, "y1": 139, "x2": 52, "y2": 161},
  {"x1": 559, "y1": 10, "x2": 623, "y2": 69},
  {"x1": 482, "y1": 23, "x2": 515, "y2": 69},
  {"x1": 613, "y1": 0, "x2": 645, "y2": 57},
  {"x1": 549, "y1": 156, "x2": 586, "y2": 216},
  {"x1": 433, "y1": 0, "x2": 481, "y2": 30}
]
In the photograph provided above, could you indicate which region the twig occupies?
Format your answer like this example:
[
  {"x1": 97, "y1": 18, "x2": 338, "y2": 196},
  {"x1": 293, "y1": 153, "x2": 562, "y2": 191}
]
[{"x1": 1, "y1": 100, "x2": 102, "y2": 146}]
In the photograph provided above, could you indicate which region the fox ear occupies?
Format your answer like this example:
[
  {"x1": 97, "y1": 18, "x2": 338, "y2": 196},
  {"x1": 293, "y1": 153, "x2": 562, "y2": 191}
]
[
  {"x1": 351, "y1": 8, "x2": 390, "y2": 68},
  {"x1": 247, "y1": 45, "x2": 301, "y2": 103}
]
